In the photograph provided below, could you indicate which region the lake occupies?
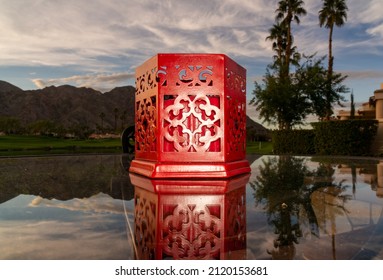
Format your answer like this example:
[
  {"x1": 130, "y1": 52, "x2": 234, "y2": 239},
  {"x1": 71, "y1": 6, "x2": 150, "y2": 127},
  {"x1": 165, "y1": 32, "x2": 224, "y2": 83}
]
[{"x1": 0, "y1": 154, "x2": 382, "y2": 260}]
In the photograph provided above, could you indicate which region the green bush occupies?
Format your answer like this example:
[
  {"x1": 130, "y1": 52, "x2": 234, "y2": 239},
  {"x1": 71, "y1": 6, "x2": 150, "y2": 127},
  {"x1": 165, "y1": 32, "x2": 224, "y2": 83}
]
[
  {"x1": 312, "y1": 120, "x2": 378, "y2": 156},
  {"x1": 272, "y1": 129, "x2": 315, "y2": 155},
  {"x1": 272, "y1": 120, "x2": 378, "y2": 156}
]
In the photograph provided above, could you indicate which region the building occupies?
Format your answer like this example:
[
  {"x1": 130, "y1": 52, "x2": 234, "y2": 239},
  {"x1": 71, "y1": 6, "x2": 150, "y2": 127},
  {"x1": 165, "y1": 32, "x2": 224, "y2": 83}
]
[{"x1": 337, "y1": 84, "x2": 383, "y2": 155}]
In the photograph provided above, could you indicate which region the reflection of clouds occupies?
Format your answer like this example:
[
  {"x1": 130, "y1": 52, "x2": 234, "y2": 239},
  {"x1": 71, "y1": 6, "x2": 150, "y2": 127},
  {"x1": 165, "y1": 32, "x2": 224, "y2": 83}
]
[
  {"x1": 0, "y1": 219, "x2": 133, "y2": 259},
  {"x1": 247, "y1": 155, "x2": 383, "y2": 259},
  {"x1": 246, "y1": 231, "x2": 274, "y2": 259},
  {"x1": 0, "y1": 193, "x2": 135, "y2": 259},
  {"x1": 245, "y1": 192, "x2": 274, "y2": 259}
]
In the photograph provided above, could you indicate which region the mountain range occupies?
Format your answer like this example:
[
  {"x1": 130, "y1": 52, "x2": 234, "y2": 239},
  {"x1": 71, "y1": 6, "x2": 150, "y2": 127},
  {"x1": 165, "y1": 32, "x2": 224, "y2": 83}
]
[
  {"x1": 0, "y1": 80, "x2": 267, "y2": 136},
  {"x1": 0, "y1": 80, "x2": 135, "y2": 130}
]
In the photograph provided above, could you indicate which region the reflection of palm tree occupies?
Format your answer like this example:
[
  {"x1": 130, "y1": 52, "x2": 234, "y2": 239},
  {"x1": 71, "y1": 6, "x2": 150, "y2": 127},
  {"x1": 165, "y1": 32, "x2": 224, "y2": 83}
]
[
  {"x1": 251, "y1": 156, "x2": 351, "y2": 259},
  {"x1": 304, "y1": 162, "x2": 352, "y2": 260},
  {"x1": 251, "y1": 156, "x2": 315, "y2": 259},
  {"x1": 351, "y1": 164, "x2": 357, "y2": 198}
]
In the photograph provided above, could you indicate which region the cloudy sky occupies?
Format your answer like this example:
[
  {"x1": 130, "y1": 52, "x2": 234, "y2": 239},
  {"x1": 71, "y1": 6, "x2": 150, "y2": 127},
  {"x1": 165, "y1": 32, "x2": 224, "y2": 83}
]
[{"x1": 0, "y1": 0, "x2": 382, "y2": 104}]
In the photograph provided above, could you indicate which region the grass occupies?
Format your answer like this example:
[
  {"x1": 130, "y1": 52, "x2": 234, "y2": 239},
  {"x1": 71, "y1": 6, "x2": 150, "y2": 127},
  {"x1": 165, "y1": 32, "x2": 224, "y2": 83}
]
[
  {"x1": 0, "y1": 135, "x2": 122, "y2": 156},
  {"x1": 246, "y1": 141, "x2": 274, "y2": 154},
  {"x1": 0, "y1": 135, "x2": 273, "y2": 156}
]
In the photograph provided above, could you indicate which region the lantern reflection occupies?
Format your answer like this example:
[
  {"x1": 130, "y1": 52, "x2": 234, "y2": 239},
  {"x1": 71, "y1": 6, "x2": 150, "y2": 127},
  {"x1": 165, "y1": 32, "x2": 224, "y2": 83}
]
[{"x1": 129, "y1": 173, "x2": 249, "y2": 260}]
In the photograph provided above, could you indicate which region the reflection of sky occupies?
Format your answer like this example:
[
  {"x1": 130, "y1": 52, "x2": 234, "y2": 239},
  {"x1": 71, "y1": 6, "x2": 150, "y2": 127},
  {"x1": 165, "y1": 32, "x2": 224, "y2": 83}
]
[
  {"x1": 0, "y1": 194, "x2": 135, "y2": 260},
  {"x1": 1, "y1": 155, "x2": 383, "y2": 260},
  {"x1": 246, "y1": 155, "x2": 383, "y2": 260}
]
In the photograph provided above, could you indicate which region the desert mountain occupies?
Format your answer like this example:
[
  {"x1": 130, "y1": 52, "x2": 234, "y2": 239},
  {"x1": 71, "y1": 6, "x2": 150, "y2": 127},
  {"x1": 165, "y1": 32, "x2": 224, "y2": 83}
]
[
  {"x1": 0, "y1": 80, "x2": 268, "y2": 137},
  {"x1": 0, "y1": 81, "x2": 135, "y2": 130},
  {"x1": 0, "y1": 80, "x2": 23, "y2": 93}
]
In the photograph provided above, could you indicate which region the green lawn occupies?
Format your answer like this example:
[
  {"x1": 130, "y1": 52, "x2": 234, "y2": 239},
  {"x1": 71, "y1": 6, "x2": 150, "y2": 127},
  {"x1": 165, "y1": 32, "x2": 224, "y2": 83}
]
[
  {"x1": 246, "y1": 141, "x2": 273, "y2": 154},
  {"x1": 0, "y1": 135, "x2": 273, "y2": 156},
  {"x1": 0, "y1": 135, "x2": 122, "y2": 156}
]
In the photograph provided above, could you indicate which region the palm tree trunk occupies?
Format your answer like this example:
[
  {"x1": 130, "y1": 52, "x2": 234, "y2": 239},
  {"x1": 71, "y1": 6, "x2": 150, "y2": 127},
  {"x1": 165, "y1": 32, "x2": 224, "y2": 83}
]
[
  {"x1": 285, "y1": 14, "x2": 292, "y2": 77},
  {"x1": 328, "y1": 24, "x2": 334, "y2": 79},
  {"x1": 325, "y1": 24, "x2": 334, "y2": 120}
]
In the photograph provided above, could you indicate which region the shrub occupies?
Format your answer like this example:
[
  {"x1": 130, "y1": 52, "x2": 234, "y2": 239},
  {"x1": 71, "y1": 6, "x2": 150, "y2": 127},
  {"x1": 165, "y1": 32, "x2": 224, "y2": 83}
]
[
  {"x1": 272, "y1": 129, "x2": 315, "y2": 155},
  {"x1": 312, "y1": 120, "x2": 378, "y2": 156}
]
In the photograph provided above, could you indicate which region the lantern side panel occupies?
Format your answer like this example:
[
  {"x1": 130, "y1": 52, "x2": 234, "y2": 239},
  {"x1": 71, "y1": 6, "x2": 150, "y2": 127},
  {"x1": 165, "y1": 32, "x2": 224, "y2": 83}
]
[
  {"x1": 224, "y1": 56, "x2": 247, "y2": 162},
  {"x1": 135, "y1": 55, "x2": 159, "y2": 161},
  {"x1": 158, "y1": 54, "x2": 225, "y2": 162}
]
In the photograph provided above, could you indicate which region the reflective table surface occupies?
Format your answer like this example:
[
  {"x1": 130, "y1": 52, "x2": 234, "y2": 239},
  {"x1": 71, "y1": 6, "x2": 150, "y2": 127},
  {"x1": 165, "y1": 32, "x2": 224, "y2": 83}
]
[{"x1": 1, "y1": 154, "x2": 382, "y2": 260}]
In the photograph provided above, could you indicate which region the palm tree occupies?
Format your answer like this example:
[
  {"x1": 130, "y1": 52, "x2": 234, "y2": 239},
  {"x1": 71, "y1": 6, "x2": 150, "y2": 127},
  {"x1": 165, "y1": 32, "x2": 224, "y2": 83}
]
[
  {"x1": 266, "y1": 23, "x2": 288, "y2": 66},
  {"x1": 99, "y1": 112, "x2": 105, "y2": 132},
  {"x1": 350, "y1": 91, "x2": 355, "y2": 119},
  {"x1": 319, "y1": 0, "x2": 348, "y2": 79},
  {"x1": 120, "y1": 110, "x2": 127, "y2": 130},
  {"x1": 113, "y1": 108, "x2": 119, "y2": 132},
  {"x1": 275, "y1": 0, "x2": 307, "y2": 77}
]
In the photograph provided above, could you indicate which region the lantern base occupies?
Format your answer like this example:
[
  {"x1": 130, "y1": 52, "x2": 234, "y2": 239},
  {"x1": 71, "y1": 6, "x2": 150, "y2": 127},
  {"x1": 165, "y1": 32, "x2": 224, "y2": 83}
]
[
  {"x1": 129, "y1": 159, "x2": 250, "y2": 179},
  {"x1": 129, "y1": 172, "x2": 250, "y2": 194}
]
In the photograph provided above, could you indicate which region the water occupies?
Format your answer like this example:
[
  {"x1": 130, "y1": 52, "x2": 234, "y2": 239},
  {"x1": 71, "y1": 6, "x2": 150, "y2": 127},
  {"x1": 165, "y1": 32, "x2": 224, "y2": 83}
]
[{"x1": 0, "y1": 154, "x2": 382, "y2": 260}]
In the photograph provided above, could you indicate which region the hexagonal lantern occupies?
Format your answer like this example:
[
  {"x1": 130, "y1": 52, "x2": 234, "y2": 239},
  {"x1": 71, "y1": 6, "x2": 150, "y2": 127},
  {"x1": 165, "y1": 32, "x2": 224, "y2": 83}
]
[{"x1": 129, "y1": 53, "x2": 250, "y2": 178}]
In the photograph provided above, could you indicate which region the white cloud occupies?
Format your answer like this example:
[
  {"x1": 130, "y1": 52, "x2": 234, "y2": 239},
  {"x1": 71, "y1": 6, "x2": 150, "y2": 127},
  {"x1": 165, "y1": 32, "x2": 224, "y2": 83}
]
[
  {"x1": 0, "y1": 0, "x2": 274, "y2": 67},
  {"x1": 367, "y1": 23, "x2": 383, "y2": 38},
  {"x1": 0, "y1": 0, "x2": 379, "y2": 60},
  {"x1": 344, "y1": 70, "x2": 383, "y2": 80},
  {"x1": 0, "y1": 0, "x2": 382, "y2": 95},
  {"x1": 348, "y1": 0, "x2": 383, "y2": 25},
  {"x1": 32, "y1": 72, "x2": 135, "y2": 92}
]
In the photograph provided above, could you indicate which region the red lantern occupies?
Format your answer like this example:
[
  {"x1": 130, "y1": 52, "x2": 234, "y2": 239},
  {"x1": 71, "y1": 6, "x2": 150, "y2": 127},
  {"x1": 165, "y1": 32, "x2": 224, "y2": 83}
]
[{"x1": 130, "y1": 53, "x2": 250, "y2": 178}]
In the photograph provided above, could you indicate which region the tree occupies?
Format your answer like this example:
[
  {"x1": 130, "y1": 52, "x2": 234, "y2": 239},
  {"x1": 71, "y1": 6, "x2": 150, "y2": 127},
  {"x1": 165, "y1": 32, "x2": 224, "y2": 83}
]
[
  {"x1": 319, "y1": 0, "x2": 348, "y2": 119},
  {"x1": 266, "y1": 23, "x2": 288, "y2": 69},
  {"x1": 0, "y1": 116, "x2": 23, "y2": 134},
  {"x1": 120, "y1": 110, "x2": 128, "y2": 130},
  {"x1": 70, "y1": 124, "x2": 94, "y2": 139},
  {"x1": 275, "y1": 0, "x2": 307, "y2": 77},
  {"x1": 251, "y1": 55, "x2": 347, "y2": 129},
  {"x1": 294, "y1": 55, "x2": 348, "y2": 119},
  {"x1": 250, "y1": 61, "x2": 310, "y2": 130},
  {"x1": 113, "y1": 108, "x2": 119, "y2": 132},
  {"x1": 251, "y1": 0, "x2": 349, "y2": 128},
  {"x1": 319, "y1": 0, "x2": 348, "y2": 79},
  {"x1": 350, "y1": 91, "x2": 355, "y2": 119},
  {"x1": 251, "y1": 0, "x2": 307, "y2": 130},
  {"x1": 99, "y1": 112, "x2": 105, "y2": 132},
  {"x1": 27, "y1": 120, "x2": 57, "y2": 136}
]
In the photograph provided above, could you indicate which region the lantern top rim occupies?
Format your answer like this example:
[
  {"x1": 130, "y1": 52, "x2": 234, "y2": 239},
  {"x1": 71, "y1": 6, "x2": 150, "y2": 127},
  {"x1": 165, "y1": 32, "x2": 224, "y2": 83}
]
[{"x1": 149, "y1": 53, "x2": 233, "y2": 59}]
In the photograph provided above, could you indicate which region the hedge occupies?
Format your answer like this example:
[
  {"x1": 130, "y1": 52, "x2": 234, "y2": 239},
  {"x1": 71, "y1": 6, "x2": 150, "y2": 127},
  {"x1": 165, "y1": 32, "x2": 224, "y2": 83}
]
[
  {"x1": 272, "y1": 120, "x2": 378, "y2": 156},
  {"x1": 312, "y1": 120, "x2": 378, "y2": 156},
  {"x1": 272, "y1": 129, "x2": 315, "y2": 155}
]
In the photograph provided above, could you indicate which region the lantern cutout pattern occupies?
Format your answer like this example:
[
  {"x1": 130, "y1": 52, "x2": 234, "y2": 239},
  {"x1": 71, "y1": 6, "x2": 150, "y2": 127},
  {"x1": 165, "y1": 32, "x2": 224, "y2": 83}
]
[{"x1": 130, "y1": 54, "x2": 250, "y2": 178}]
